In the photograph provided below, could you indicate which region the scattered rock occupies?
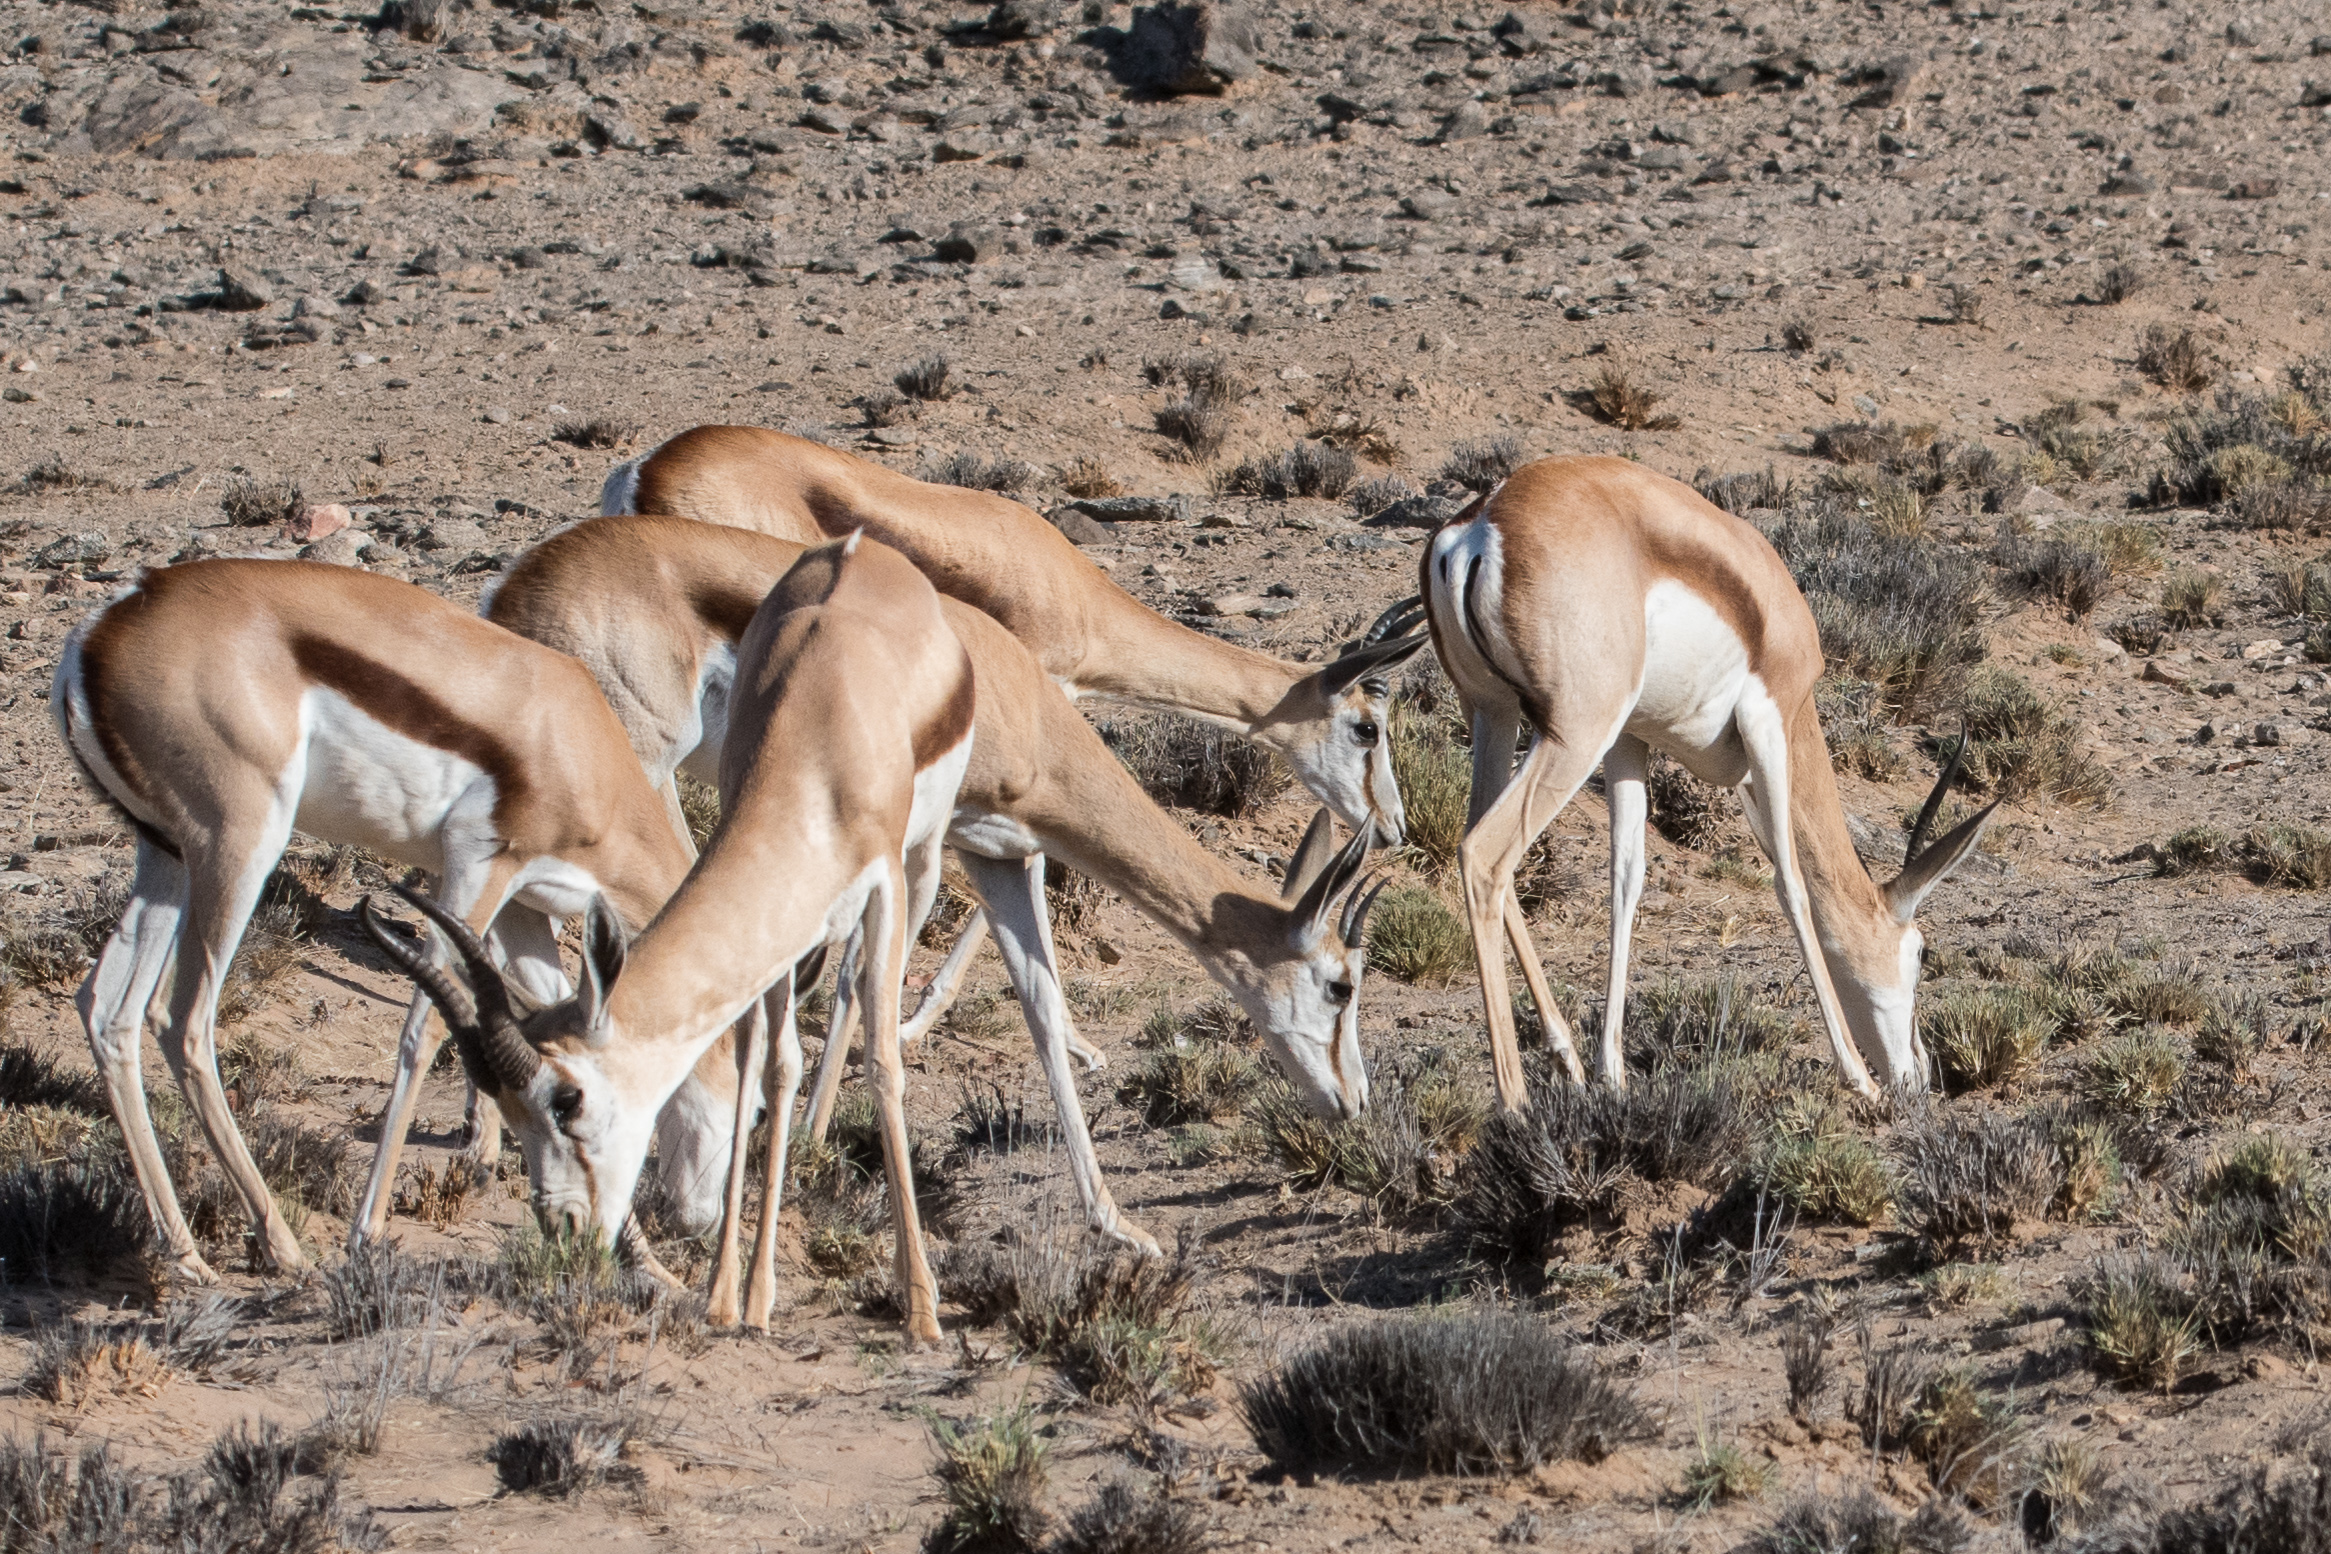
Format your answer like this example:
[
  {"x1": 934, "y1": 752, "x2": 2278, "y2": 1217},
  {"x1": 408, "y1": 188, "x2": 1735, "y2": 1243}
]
[
  {"x1": 34, "y1": 531, "x2": 111, "y2": 569},
  {"x1": 417, "y1": 517, "x2": 489, "y2": 553},
  {"x1": 1434, "y1": 100, "x2": 1490, "y2": 142},
  {"x1": 1065, "y1": 494, "x2": 1191, "y2": 523},
  {"x1": 1048, "y1": 506, "x2": 1119, "y2": 545},
  {"x1": 215, "y1": 265, "x2": 273, "y2": 312},
  {"x1": 286, "y1": 503, "x2": 351, "y2": 543},
  {"x1": 932, "y1": 224, "x2": 1004, "y2": 263},
  {"x1": 987, "y1": 0, "x2": 1061, "y2": 37},
  {"x1": 1123, "y1": 2, "x2": 1264, "y2": 95},
  {"x1": 298, "y1": 529, "x2": 371, "y2": 567}
]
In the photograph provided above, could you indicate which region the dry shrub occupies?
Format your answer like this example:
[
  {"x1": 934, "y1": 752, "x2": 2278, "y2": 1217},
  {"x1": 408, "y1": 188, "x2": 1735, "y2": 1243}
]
[
  {"x1": 1147, "y1": 352, "x2": 1242, "y2": 461},
  {"x1": 925, "y1": 450, "x2": 1049, "y2": 493},
  {"x1": 2159, "y1": 570, "x2": 2224, "y2": 628},
  {"x1": 1388, "y1": 698, "x2": 1470, "y2": 876},
  {"x1": 27, "y1": 1318, "x2": 173, "y2": 1406},
  {"x1": 1921, "y1": 985, "x2": 2053, "y2": 1092},
  {"x1": 1956, "y1": 666, "x2": 2112, "y2": 807},
  {"x1": 2083, "y1": 1028, "x2": 2186, "y2": 1118},
  {"x1": 1439, "y1": 435, "x2": 1523, "y2": 492},
  {"x1": 1106, "y1": 715, "x2": 1290, "y2": 818},
  {"x1": 1763, "y1": 502, "x2": 1985, "y2": 715},
  {"x1": 1745, "y1": 1489, "x2": 1972, "y2": 1554},
  {"x1": 488, "y1": 1409, "x2": 642, "y2": 1497},
  {"x1": 1645, "y1": 754, "x2": 1730, "y2": 850},
  {"x1": 1251, "y1": 1052, "x2": 1487, "y2": 1220},
  {"x1": 1364, "y1": 886, "x2": 1469, "y2": 986},
  {"x1": 1455, "y1": 1062, "x2": 1751, "y2": 1267},
  {"x1": 321, "y1": 1240, "x2": 445, "y2": 1340},
  {"x1": 894, "y1": 353, "x2": 953, "y2": 401},
  {"x1": 1780, "y1": 1303, "x2": 1837, "y2": 1419},
  {"x1": 0, "y1": 1154, "x2": 154, "y2": 1285},
  {"x1": 1583, "y1": 363, "x2": 1680, "y2": 431},
  {"x1": 1115, "y1": 1040, "x2": 1258, "y2": 1128},
  {"x1": 1239, "y1": 1311, "x2": 1647, "y2": 1476},
  {"x1": 22, "y1": 457, "x2": 121, "y2": 497},
  {"x1": 551, "y1": 416, "x2": 638, "y2": 449},
  {"x1": 2071, "y1": 1434, "x2": 2331, "y2": 1551},
  {"x1": 1057, "y1": 455, "x2": 1124, "y2": 499},
  {"x1": 923, "y1": 1404, "x2": 1048, "y2": 1554},
  {"x1": 2081, "y1": 1254, "x2": 2203, "y2": 1392},
  {"x1": 1696, "y1": 464, "x2": 1798, "y2": 515},
  {"x1": 2138, "y1": 325, "x2": 2216, "y2": 394},
  {"x1": 946, "y1": 1227, "x2": 1219, "y2": 1406},
  {"x1": 1945, "y1": 284, "x2": 1987, "y2": 327},
  {"x1": 391, "y1": 1155, "x2": 488, "y2": 1230},
  {"x1": 860, "y1": 387, "x2": 908, "y2": 426},
  {"x1": 1680, "y1": 1436, "x2": 1771, "y2": 1510},
  {"x1": 1218, "y1": 441, "x2": 1356, "y2": 499},
  {"x1": 1051, "y1": 1476, "x2": 1204, "y2": 1554},
  {"x1": 1780, "y1": 318, "x2": 1818, "y2": 353},
  {"x1": 1894, "y1": 1105, "x2": 2064, "y2": 1259},
  {"x1": 2245, "y1": 823, "x2": 2331, "y2": 889},
  {"x1": 221, "y1": 475, "x2": 304, "y2": 528},
  {"x1": 1627, "y1": 975, "x2": 1794, "y2": 1068},
  {"x1": 2095, "y1": 263, "x2": 2141, "y2": 304},
  {"x1": 1760, "y1": 1093, "x2": 1894, "y2": 1225}
]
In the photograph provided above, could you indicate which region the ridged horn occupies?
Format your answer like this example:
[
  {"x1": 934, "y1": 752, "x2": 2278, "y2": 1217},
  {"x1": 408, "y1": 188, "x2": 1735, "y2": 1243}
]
[
  {"x1": 1339, "y1": 873, "x2": 1390, "y2": 950},
  {"x1": 385, "y1": 882, "x2": 541, "y2": 1093},
  {"x1": 1906, "y1": 721, "x2": 1970, "y2": 866}
]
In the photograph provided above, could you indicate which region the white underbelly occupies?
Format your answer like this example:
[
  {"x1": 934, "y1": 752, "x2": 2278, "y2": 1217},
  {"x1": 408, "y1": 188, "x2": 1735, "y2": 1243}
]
[
  {"x1": 292, "y1": 687, "x2": 494, "y2": 866},
  {"x1": 948, "y1": 807, "x2": 1041, "y2": 860},
  {"x1": 1629, "y1": 579, "x2": 1754, "y2": 781},
  {"x1": 910, "y1": 732, "x2": 974, "y2": 851}
]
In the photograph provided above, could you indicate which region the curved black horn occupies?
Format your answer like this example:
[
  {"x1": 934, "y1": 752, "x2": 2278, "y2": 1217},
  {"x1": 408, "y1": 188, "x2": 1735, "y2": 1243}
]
[
  {"x1": 1295, "y1": 829, "x2": 1373, "y2": 935},
  {"x1": 1339, "y1": 873, "x2": 1390, "y2": 950},
  {"x1": 359, "y1": 895, "x2": 502, "y2": 1096},
  {"x1": 1356, "y1": 595, "x2": 1427, "y2": 647},
  {"x1": 387, "y1": 883, "x2": 541, "y2": 1092},
  {"x1": 1905, "y1": 721, "x2": 1970, "y2": 865}
]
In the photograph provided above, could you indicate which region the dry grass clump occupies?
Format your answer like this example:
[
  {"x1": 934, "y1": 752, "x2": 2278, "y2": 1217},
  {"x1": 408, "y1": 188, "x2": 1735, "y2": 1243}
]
[
  {"x1": 1050, "y1": 1475, "x2": 1205, "y2": 1554},
  {"x1": 321, "y1": 1239, "x2": 447, "y2": 1340},
  {"x1": 924, "y1": 450, "x2": 1049, "y2": 493},
  {"x1": 1780, "y1": 318, "x2": 1818, "y2": 354},
  {"x1": 27, "y1": 1316, "x2": 174, "y2": 1406},
  {"x1": 1239, "y1": 1311, "x2": 1647, "y2": 1476},
  {"x1": 488, "y1": 1409, "x2": 643, "y2": 1497},
  {"x1": 1056, "y1": 455, "x2": 1125, "y2": 499},
  {"x1": 1680, "y1": 1434, "x2": 1771, "y2": 1510},
  {"x1": 1695, "y1": 464, "x2": 1798, "y2": 516},
  {"x1": 2070, "y1": 1436, "x2": 2331, "y2": 1551},
  {"x1": 1627, "y1": 975, "x2": 1795, "y2": 1069},
  {"x1": 1115, "y1": 1037, "x2": 1258, "y2": 1128},
  {"x1": 2081, "y1": 1254, "x2": 2204, "y2": 1392},
  {"x1": 1218, "y1": 441, "x2": 1356, "y2": 500},
  {"x1": 1759, "y1": 1092, "x2": 1894, "y2": 1225},
  {"x1": 1106, "y1": 715, "x2": 1290, "y2": 818},
  {"x1": 1920, "y1": 984, "x2": 2054, "y2": 1092},
  {"x1": 2158, "y1": 569, "x2": 2224, "y2": 629},
  {"x1": 1146, "y1": 352, "x2": 1242, "y2": 461},
  {"x1": 922, "y1": 1404, "x2": 1049, "y2": 1554},
  {"x1": 1455, "y1": 1062, "x2": 1751, "y2": 1268},
  {"x1": 1945, "y1": 284, "x2": 1987, "y2": 328},
  {"x1": 1579, "y1": 364, "x2": 1680, "y2": 431},
  {"x1": 0, "y1": 1422, "x2": 376, "y2": 1554},
  {"x1": 1644, "y1": 754, "x2": 1731, "y2": 851},
  {"x1": 0, "y1": 1153, "x2": 154, "y2": 1285},
  {"x1": 2150, "y1": 368, "x2": 2331, "y2": 514},
  {"x1": 1439, "y1": 435, "x2": 1524, "y2": 492},
  {"x1": 1251, "y1": 1052, "x2": 1488, "y2": 1220},
  {"x1": 894, "y1": 353, "x2": 954, "y2": 401},
  {"x1": 2094, "y1": 263, "x2": 2141, "y2": 304},
  {"x1": 2138, "y1": 325, "x2": 2217, "y2": 394},
  {"x1": 1953, "y1": 666, "x2": 2111, "y2": 807},
  {"x1": 550, "y1": 416, "x2": 638, "y2": 449},
  {"x1": 2082, "y1": 1028, "x2": 2186, "y2": 1118},
  {"x1": 1743, "y1": 1488, "x2": 1972, "y2": 1554},
  {"x1": 221, "y1": 474, "x2": 305, "y2": 528},
  {"x1": 21, "y1": 456, "x2": 122, "y2": 496},
  {"x1": 1763, "y1": 501, "x2": 1986, "y2": 715},
  {"x1": 1363, "y1": 885, "x2": 1469, "y2": 986},
  {"x1": 2245, "y1": 823, "x2": 2331, "y2": 888},
  {"x1": 1894, "y1": 1105, "x2": 2065, "y2": 1259},
  {"x1": 945, "y1": 1227, "x2": 1221, "y2": 1407},
  {"x1": 860, "y1": 387, "x2": 909, "y2": 427},
  {"x1": 1387, "y1": 698, "x2": 1470, "y2": 877}
]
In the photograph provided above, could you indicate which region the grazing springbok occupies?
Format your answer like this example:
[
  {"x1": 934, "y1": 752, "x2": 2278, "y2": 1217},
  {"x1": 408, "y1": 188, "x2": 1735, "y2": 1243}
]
[
  {"x1": 369, "y1": 533, "x2": 974, "y2": 1342},
  {"x1": 481, "y1": 516, "x2": 1380, "y2": 1290},
  {"x1": 603, "y1": 423, "x2": 1422, "y2": 1024},
  {"x1": 1419, "y1": 456, "x2": 1994, "y2": 1105},
  {"x1": 52, "y1": 559, "x2": 694, "y2": 1279}
]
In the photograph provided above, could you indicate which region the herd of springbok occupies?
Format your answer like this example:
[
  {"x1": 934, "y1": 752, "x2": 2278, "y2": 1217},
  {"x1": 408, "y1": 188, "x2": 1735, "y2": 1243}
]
[{"x1": 51, "y1": 427, "x2": 1994, "y2": 1336}]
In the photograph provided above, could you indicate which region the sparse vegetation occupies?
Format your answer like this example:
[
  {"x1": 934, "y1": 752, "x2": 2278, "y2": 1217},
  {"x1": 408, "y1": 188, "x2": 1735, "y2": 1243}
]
[
  {"x1": 1387, "y1": 698, "x2": 1470, "y2": 877},
  {"x1": 551, "y1": 416, "x2": 638, "y2": 449},
  {"x1": 21, "y1": 456, "x2": 120, "y2": 496},
  {"x1": 488, "y1": 1410, "x2": 642, "y2": 1496},
  {"x1": 1218, "y1": 440, "x2": 1357, "y2": 500},
  {"x1": 1439, "y1": 435, "x2": 1523, "y2": 492},
  {"x1": 1763, "y1": 500, "x2": 1986, "y2": 715},
  {"x1": 1050, "y1": 1475, "x2": 1205, "y2": 1554},
  {"x1": 2095, "y1": 263, "x2": 2141, "y2": 304},
  {"x1": 1056, "y1": 455, "x2": 1125, "y2": 499},
  {"x1": 1954, "y1": 666, "x2": 2112, "y2": 807},
  {"x1": 895, "y1": 353, "x2": 954, "y2": 401},
  {"x1": 1744, "y1": 1487, "x2": 1973, "y2": 1554},
  {"x1": 925, "y1": 450, "x2": 1049, "y2": 493},
  {"x1": 1240, "y1": 1311, "x2": 1646, "y2": 1476},
  {"x1": 2138, "y1": 325, "x2": 2216, "y2": 394},
  {"x1": 1922, "y1": 984, "x2": 2054, "y2": 1091},
  {"x1": 1252, "y1": 1052, "x2": 1487, "y2": 1219},
  {"x1": 1895, "y1": 1105, "x2": 2065, "y2": 1259},
  {"x1": 221, "y1": 474, "x2": 305, "y2": 527},
  {"x1": 2083, "y1": 1027, "x2": 2186, "y2": 1117},
  {"x1": 1147, "y1": 352, "x2": 1242, "y2": 461},
  {"x1": 1582, "y1": 363, "x2": 1680, "y2": 431},
  {"x1": 1106, "y1": 715, "x2": 1290, "y2": 818},
  {"x1": 1680, "y1": 1434, "x2": 1771, "y2": 1510},
  {"x1": 2159, "y1": 569, "x2": 2224, "y2": 628},
  {"x1": 923, "y1": 1403, "x2": 1049, "y2": 1554},
  {"x1": 1363, "y1": 885, "x2": 1470, "y2": 986}
]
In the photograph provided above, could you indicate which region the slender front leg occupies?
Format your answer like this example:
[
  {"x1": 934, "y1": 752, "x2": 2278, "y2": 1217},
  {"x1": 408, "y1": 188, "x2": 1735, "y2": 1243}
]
[
  {"x1": 859, "y1": 865, "x2": 942, "y2": 1344},
  {"x1": 744, "y1": 978, "x2": 805, "y2": 1331},
  {"x1": 960, "y1": 853, "x2": 1160, "y2": 1256},
  {"x1": 1599, "y1": 734, "x2": 1650, "y2": 1091},
  {"x1": 1500, "y1": 898, "x2": 1584, "y2": 1085},
  {"x1": 706, "y1": 998, "x2": 770, "y2": 1327},
  {"x1": 1734, "y1": 706, "x2": 1881, "y2": 1099}
]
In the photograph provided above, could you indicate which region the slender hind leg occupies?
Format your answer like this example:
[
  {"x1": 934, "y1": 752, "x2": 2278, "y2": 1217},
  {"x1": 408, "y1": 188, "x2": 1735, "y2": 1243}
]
[
  {"x1": 900, "y1": 907, "x2": 988, "y2": 1046},
  {"x1": 858, "y1": 862, "x2": 941, "y2": 1344},
  {"x1": 1597, "y1": 734, "x2": 1650, "y2": 1091},
  {"x1": 1459, "y1": 722, "x2": 1619, "y2": 1112},
  {"x1": 962, "y1": 853, "x2": 1159, "y2": 1255},
  {"x1": 802, "y1": 933, "x2": 861, "y2": 1143},
  {"x1": 1734, "y1": 701, "x2": 1881, "y2": 1098},
  {"x1": 79, "y1": 840, "x2": 206, "y2": 1278},
  {"x1": 744, "y1": 977, "x2": 805, "y2": 1330}
]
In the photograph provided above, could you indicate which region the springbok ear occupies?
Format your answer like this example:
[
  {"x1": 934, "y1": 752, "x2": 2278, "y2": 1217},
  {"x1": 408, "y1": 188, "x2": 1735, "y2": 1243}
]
[
  {"x1": 577, "y1": 894, "x2": 629, "y2": 1039},
  {"x1": 1317, "y1": 633, "x2": 1428, "y2": 699},
  {"x1": 1283, "y1": 808, "x2": 1337, "y2": 903},
  {"x1": 1884, "y1": 802, "x2": 1999, "y2": 925},
  {"x1": 1293, "y1": 829, "x2": 1374, "y2": 940}
]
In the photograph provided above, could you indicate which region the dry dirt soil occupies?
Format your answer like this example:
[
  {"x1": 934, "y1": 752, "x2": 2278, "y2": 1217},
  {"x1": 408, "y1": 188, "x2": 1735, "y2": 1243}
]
[{"x1": 1, "y1": 0, "x2": 2330, "y2": 1545}]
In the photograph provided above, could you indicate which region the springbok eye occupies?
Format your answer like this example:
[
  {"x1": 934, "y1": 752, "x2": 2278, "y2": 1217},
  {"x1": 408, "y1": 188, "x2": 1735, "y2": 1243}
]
[
  {"x1": 551, "y1": 1085, "x2": 583, "y2": 1127},
  {"x1": 1328, "y1": 979, "x2": 1354, "y2": 1005},
  {"x1": 1353, "y1": 720, "x2": 1380, "y2": 748}
]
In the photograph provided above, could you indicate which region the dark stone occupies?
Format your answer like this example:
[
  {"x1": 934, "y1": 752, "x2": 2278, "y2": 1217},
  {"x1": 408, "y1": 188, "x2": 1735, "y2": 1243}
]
[
  {"x1": 932, "y1": 223, "x2": 1003, "y2": 263},
  {"x1": 1123, "y1": 2, "x2": 1263, "y2": 95},
  {"x1": 987, "y1": 0, "x2": 1061, "y2": 37},
  {"x1": 1048, "y1": 506, "x2": 1118, "y2": 544},
  {"x1": 1068, "y1": 494, "x2": 1190, "y2": 523},
  {"x1": 215, "y1": 264, "x2": 271, "y2": 311}
]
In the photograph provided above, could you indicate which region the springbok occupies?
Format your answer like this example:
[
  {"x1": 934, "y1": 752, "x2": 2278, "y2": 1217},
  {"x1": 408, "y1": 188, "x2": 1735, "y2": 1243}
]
[
  {"x1": 368, "y1": 533, "x2": 974, "y2": 1342},
  {"x1": 481, "y1": 516, "x2": 1380, "y2": 1292},
  {"x1": 1420, "y1": 456, "x2": 1994, "y2": 1105},
  {"x1": 52, "y1": 559, "x2": 694, "y2": 1279},
  {"x1": 603, "y1": 423, "x2": 1423, "y2": 1023}
]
